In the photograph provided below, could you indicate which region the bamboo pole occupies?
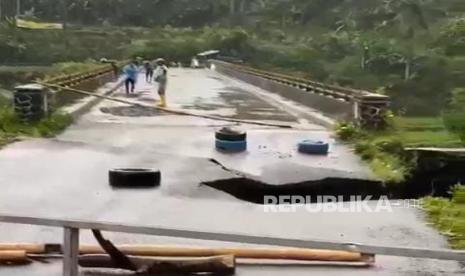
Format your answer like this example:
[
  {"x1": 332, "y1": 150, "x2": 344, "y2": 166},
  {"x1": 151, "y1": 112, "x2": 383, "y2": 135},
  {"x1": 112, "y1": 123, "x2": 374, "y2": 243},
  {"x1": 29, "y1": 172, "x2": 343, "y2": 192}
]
[
  {"x1": 78, "y1": 245, "x2": 370, "y2": 263},
  {"x1": 0, "y1": 244, "x2": 375, "y2": 263},
  {"x1": 0, "y1": 250, "x2": 31, "y2": 264},
  {"x1": 0, "y1": 243, "x2": 374, "y2": 262},
  {"x1": 0, "y1": 243, "x2": 45, "y2": 254},
  {"x1": 36, "y1": 81, "x2": 300, "y2": 129}
]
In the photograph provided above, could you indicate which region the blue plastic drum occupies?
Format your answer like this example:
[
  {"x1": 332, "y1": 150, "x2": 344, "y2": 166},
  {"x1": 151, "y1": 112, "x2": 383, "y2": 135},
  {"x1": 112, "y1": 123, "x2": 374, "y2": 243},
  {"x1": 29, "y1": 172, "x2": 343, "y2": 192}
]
[
  {"x1": 216, "y1": 139, "x2": 247, "y2": 153},
  {"x1": 298, "y1": 140, "x2": 329, "y2": 155}
]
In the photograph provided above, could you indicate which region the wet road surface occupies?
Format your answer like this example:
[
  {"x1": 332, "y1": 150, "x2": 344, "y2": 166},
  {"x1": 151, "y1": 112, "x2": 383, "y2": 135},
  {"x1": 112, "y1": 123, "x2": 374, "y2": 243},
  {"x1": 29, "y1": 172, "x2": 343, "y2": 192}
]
[{"x1": 0, "y1": 69, "x2": 462, "y2": 275}]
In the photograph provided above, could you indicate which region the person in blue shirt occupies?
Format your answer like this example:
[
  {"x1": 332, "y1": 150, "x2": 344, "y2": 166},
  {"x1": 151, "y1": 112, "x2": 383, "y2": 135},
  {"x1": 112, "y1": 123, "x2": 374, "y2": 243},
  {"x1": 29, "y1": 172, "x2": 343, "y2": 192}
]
[{"x1": 122, "y1": 60, "x2": 139, "y2": 95}]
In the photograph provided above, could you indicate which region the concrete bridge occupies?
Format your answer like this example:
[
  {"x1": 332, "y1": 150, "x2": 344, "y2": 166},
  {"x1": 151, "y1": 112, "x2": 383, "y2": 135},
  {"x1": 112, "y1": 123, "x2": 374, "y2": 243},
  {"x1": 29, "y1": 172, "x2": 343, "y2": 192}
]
[
  {"x1": 212, "y1": 61, "x2": 390, "y2": 128},
  {"x1": 0, "y1": 67, "x2": 461, "y2": 275}
]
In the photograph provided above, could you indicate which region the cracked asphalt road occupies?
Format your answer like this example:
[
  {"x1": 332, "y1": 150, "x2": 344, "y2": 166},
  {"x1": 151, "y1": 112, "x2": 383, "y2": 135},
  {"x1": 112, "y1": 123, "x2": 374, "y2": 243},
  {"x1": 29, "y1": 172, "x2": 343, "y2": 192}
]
[{"x1": 0, "y1": 69, "x2": 462, "y2": 275}]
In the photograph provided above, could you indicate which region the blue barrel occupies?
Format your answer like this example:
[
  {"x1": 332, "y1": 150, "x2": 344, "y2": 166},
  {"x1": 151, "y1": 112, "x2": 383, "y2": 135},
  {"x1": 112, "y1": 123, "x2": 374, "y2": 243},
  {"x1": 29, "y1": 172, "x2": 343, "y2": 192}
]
[
  {"x1": 298, "y1": 140, "x2": 329, "y2": 155},
  {"x1": 216, "y1": 139, "x2": 247, "y2": 153}
]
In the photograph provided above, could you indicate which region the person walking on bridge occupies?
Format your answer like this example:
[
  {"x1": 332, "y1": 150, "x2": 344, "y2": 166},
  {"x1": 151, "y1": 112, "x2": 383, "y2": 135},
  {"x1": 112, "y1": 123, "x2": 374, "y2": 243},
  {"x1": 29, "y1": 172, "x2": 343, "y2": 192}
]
[
  {"x1": 100, "y1": 58, "x2": 120, "y2": 80},
  {"x1": 110, "y1": 60, "x2": 119, "y2": 81},
  {"x1": 122, "y1": 60, "x2": 139, "y2": 96},
  {"x1": 144, "y1": 60, "x2": 154, "y2": 83},
  {"x1": 154, "y1": 58, "x2": 168, "y2": 107}
]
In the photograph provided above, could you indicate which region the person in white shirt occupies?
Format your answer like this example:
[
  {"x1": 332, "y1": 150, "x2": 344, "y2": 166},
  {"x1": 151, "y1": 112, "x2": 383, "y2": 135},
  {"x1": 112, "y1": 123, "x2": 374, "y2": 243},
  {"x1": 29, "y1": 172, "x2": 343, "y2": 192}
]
[{"x1": 154, "y1": 58, "x2": 168, "y2": 107}]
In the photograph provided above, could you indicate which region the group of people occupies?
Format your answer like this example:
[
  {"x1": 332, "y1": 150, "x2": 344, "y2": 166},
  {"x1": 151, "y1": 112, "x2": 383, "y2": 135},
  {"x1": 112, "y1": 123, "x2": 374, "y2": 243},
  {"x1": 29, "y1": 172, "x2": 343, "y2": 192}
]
[{"x1": 122, "y1": 58, "x2": 169, "y2": 107}]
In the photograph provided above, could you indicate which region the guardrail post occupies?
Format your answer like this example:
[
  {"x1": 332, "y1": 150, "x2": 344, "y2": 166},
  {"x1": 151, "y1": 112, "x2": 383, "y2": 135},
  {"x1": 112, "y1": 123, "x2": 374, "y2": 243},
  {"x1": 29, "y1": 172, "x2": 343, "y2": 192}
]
[
  {"x1": 353, "y1": 100, "x2": 360, "y2": 121},
  {"x1": 356, "y1": 94, "x2": 390, "y2": 129},
  {"x1": 13, "y1": 84, "x2": 50, "y2": 121},
  {"x1": 63, "y1": 227, "x2": 79, "y2": 276}
]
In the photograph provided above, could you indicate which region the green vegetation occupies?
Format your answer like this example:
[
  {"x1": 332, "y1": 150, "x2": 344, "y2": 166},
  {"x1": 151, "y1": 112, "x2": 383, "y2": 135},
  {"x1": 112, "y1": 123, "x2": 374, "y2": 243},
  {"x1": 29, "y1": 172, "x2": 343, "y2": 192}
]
[
  {"x1": 392, "y1": 117, "x2": 463, "y2": 147},
  {"x1": 443, "y1": 87, "x2": 465, "y2": 143},
  {"x1": 0, "y1": 65, "x2": 51, "y2": 93},
  {"x1": 336, "y1": 116, "x2": 464, "y2": 183},
  {"x1": 0, "y1": 19, "x2": 128, "y2": 63},
  {"x1": 423, "y1": 185, "x2": 465, "y2": 249},
  {"x1": 0, "y1": 60, "x2": 101, "y2": 147},
  {"x1": 0, "y1": 107, "x2": 73, "y2": 147},
  {"x1": 128, "y1": 27, "x2": 252, "y2": 63},
  {"x1": 0, "y1": 1, "x2": 462, "y2": 118},
  {"x1": 49, "y1": 61, "x2": 103, "y2": 75},
  {"x1": 0, "y1": 61, "x2": 103, "y2": 97},
  {"x1": 336, "y1": 121, "x2": 413, "y2": 183},
  {"x1": 0, "y1": 58, "x2": 111, "y2": 147}
]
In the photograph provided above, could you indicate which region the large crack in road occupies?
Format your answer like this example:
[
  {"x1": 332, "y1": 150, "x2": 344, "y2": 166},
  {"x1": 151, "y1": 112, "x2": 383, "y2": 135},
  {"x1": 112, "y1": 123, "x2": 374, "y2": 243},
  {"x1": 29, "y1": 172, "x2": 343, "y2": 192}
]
[{"x1": 204, "y1": 158, "x2": 384, "y2": 204}]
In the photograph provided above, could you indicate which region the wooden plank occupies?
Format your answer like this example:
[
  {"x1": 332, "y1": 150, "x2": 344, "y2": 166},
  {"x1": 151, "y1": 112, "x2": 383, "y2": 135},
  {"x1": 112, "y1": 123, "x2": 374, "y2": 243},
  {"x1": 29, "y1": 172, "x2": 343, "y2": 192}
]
[
  {"x1": 0, "y1": 215, "x2": 464, "y2": 261},
  {"x1": 63, "y1": 228, "x2": 79, "y2": 276}
]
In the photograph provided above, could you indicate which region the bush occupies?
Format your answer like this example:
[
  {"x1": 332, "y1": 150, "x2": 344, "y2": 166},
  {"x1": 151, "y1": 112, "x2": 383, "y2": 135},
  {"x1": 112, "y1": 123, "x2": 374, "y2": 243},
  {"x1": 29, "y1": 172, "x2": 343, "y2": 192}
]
[
  {"x1": 355, "y1": 141, "x2": 377, "y2": 160},
  {"x1": 336, "y1": 119, "x2": 412, "y2": 183},
  {"x1": 443, "y1": 86, "x2": 465, "y2": 143},
  {"x1": 452, "y1": 185, "x2": 465, "y2": 204},
  {"x1": 50, "y1": 61, "x2": 102, "y2": 75},
  {"x1": 0, "y1": 108, "x2": 72, "y2": 138},
  {"x1": 0, "y1": 94, "x2": 8, "y2": 107},
  {"x1": 0, "y1": 67, "x2": 49, "y2": 91},
  {"x1": 387, "y1": 56, "x2": 453, "y2": 116},
  {"x1": 370, "y1": 153, "x2": 409, "y2": 183},
  {"x1": 128, "y1": 27, "x2": 254, "y2": 63},
  {"x1": 443, "y1": 111, "x2": 465, "y2": 143},
  {"x1": 423, "y1": 185, "x2": 465, "y2": 249},
  {"x1": 335, "y1": 121, "x2": 362, "y2": 141},
  {"x1": 0, "y1": 108, "x2": 28, "y2": 134},
  {"x1": 353, "y1": 137, "x2": 411, "y2": 183},
  {"x1": 374, "y1": 138, "x2": 404, "y2": 155}
]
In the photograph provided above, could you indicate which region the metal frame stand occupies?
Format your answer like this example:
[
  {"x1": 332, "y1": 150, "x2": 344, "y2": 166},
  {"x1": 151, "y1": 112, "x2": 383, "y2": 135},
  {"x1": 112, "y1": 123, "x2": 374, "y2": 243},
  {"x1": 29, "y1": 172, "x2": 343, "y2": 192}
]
[{"x1": 63, "y1": 228, "x2": 79, "y2": 276}]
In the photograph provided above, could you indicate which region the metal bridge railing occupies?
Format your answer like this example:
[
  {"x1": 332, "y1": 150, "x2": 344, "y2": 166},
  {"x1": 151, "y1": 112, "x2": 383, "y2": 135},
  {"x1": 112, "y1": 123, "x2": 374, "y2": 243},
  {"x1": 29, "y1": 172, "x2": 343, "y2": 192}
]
[
  {"x1": 215, "y1": 60, "x2": 386, "y2": 101},
  {"x1": 213, "y1": 60, "x2": 390, "y2": 128},
  {"x1": 0, "y1": 214, "x2": 464, "y2": 276},
  {"x1": 45, "y1": 65, "x2": 114, "y2": 88}
]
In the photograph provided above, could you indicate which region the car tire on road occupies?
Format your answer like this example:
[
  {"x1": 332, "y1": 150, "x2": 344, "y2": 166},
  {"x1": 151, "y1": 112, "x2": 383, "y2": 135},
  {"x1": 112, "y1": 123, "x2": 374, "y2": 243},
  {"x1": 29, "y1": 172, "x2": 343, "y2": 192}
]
[
  {"x1": 298, "y1": 140, "x2": 329, "y2": 155},
  {"x1": 109, "y1": 169, "x2": 161, "y2": 188},
  {"x1": 215, "y1": 128, "x2": 247, "y2": 142},
  {"x1": 216, "y1": 139, "x2": 247, "y2": 153}
]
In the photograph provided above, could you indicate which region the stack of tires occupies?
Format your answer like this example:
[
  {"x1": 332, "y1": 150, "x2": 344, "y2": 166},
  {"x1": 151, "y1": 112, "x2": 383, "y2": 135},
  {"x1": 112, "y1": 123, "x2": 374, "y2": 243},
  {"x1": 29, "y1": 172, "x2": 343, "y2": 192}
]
[{"x1": 215, "y1": 127, "x2": 247, "y2": 153}]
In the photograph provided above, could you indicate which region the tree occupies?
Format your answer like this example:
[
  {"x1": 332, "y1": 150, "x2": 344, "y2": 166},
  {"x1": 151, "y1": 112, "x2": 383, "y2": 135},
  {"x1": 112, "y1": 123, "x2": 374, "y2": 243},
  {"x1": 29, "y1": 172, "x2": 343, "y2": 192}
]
[{"x1": 377, "y1": 0, "x2": 440, "y2": 80}]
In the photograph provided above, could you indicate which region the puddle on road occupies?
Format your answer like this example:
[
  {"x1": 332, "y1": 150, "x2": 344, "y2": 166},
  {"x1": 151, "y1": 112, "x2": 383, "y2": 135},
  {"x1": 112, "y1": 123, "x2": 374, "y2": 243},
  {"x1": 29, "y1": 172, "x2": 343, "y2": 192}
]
[
  {"x1": 182, "y1": 87, "x2": 296, "y2": 122},
  {"x1": 209, "y1": 76, "x2": 223, "y2": 81},
  {"x1": 100, "y1": 106, "x2": 163, "y2": 117}
]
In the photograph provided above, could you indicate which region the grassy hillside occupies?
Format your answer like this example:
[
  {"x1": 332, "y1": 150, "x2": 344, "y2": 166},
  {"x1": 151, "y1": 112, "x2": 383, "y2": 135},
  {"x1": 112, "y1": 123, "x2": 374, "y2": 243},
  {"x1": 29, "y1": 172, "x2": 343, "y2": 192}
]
[
  {"x1": 423, "y1": 185, "x2": 465, "y2": 249},
  {"x1": 0, "y1": 0, "x2": 463, "y2": 134}
]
